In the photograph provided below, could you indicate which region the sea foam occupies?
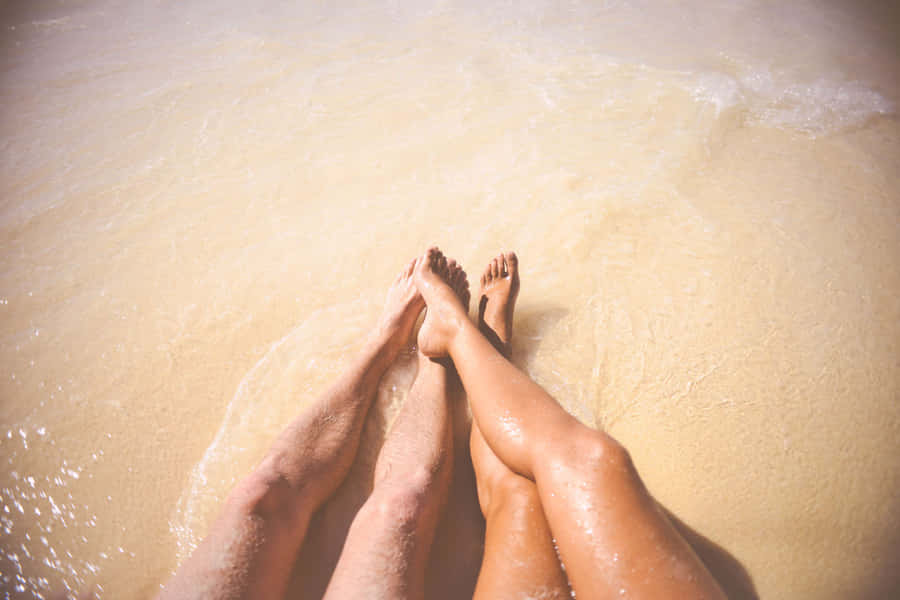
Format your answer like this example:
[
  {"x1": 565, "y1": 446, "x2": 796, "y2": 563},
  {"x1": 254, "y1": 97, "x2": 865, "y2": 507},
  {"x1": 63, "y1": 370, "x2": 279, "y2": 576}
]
[{"x1": 688, "y1": 66, "x2": 893, "y2": 136}]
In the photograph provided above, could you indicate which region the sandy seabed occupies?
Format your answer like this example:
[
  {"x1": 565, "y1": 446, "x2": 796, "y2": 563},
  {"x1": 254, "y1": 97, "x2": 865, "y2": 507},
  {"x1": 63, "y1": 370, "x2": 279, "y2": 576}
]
[{"x1": 1, "y1": 1, "x2": 899, "y2": 598}]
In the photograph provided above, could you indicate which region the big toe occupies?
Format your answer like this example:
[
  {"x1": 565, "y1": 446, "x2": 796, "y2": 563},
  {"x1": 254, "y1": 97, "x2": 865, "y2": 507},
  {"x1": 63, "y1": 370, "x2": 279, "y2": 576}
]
[
  {"x1": 501, "y1": 252, "x2": 515, "y2": 276},
  {"x1": 417, "y1": 247, "x2": 443, "y2": 278},
  {"x1": 503, "y1": 252, "x2": 518, "y2": 277},
  {"x1": 404, "y1": 258, "x2": 417, "y2": 278}
]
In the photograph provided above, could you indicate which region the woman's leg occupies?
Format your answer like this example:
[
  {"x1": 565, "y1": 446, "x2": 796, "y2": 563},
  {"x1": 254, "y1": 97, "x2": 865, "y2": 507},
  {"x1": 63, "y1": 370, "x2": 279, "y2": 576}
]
[
  {"x1": 323, "y1": 259, "x2": 469, "y2": 600},
  {"x1": 471, "y1": 426, "x2": 570, "y2": 600},
  {"x1": 414, "y1": 247, "x2": 725, "y2": 600},
  {"x1": 470, "y1": 252, "x2": 570, "y2": 600},
  {"x1": 158, "y1": 259, "x2": 425, "y2": 600}
]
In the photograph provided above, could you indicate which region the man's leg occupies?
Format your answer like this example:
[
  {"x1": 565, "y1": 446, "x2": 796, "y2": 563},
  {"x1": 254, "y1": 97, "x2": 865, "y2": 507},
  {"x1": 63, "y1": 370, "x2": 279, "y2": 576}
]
[
  {"x1": 423, "y1": 384, "x2": 485, "y2": 600},
  {"x1": 323, "y1": 258, "x2": 469, "y2": 600},
  {"x1": 470, "y1": 252, "x2": 570, "y2": 600},
  {"x1": 158, "y1": 260, "x2": 425, "y2": 600},
  {"x1": 414, "y1": 247, "x2": 726, "y2": 600}
]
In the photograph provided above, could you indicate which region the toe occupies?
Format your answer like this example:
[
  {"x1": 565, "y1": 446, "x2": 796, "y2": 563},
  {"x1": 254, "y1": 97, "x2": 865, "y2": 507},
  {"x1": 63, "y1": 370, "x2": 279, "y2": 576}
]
[
  {"x1": 425, "y1": 246, "x2": 441, "y2": 267},
  {"x1": 455, "y1": 268, "x2": 467, "y2": 293},
  {"x1": 447, "y1": 259, "x2": 459, "y2": 282},
  {"x1": 505, "y1": 251, "x2": 518, "y2": 275}
]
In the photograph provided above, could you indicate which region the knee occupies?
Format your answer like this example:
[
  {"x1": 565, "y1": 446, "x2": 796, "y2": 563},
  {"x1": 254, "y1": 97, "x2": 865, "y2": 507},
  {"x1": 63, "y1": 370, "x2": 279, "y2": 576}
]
[
  {"x1": 482, "y1": 471, "x2": 541, "y2": 518},
  {"x1": 543, "y1": 427, "x2": 637, "y2": 487},
  {"x1": 227, "y1": 462, "x2": 308, "y2": 530},
  {"x1": 361, "y1": 475, "x2": 432, "y2": 533},
  {"x1": 581, "y1": 431, "x2": 634, "y2": 475}
]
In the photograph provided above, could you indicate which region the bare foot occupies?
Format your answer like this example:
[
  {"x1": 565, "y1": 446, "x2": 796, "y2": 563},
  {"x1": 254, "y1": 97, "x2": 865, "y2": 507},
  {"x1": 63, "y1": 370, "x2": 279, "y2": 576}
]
[
  {"x1": 374, "y1": 258, "x2": 426, "y2": 358},
  {"x1": 414, "y1": 247, "x2": 470, "y2": 358},
  {"x1": 477, "y1": 252, "x2": 519, "y2": 358},
  {"x1": 471, "y1": 251, "x2": 520, "y2": 510}
]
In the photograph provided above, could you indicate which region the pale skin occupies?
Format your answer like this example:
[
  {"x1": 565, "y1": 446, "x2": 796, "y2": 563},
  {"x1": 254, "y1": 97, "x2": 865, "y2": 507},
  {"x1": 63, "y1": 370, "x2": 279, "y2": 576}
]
[
  {"x1": 158, "y1": 258, "x2": 434, "y2": 600},
  {"x1": 414, "y1": 247, "x2": 727, "y2": 600},
  {"x1": 323, "y1": 258, "x2": 470, "y2": 600},
  {"x1": 159, "y1": 256, "x2": 473, "y2": 600}
]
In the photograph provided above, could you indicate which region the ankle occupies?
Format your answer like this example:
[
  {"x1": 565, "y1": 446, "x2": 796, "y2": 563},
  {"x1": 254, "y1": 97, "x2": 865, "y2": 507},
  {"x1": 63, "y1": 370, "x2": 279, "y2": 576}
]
[
  {"x1": 362, "y1": 329, "x2": 405, "y2": 367},
  {"x1": 447, "y1": 318, "x2": 478, "y2": 359}
]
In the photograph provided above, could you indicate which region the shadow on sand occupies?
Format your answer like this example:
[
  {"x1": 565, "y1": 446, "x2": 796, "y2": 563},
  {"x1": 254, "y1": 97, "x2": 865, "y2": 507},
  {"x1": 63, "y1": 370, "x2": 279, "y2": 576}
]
[{"x1": 666, "y1": 509, "x2": 759, "y2": 599}]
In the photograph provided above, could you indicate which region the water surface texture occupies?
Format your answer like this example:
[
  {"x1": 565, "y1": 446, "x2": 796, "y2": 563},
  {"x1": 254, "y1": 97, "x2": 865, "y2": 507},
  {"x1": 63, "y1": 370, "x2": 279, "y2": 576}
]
[{"x1": 2, "y1": 1, "x2": 899, "y2": 598}]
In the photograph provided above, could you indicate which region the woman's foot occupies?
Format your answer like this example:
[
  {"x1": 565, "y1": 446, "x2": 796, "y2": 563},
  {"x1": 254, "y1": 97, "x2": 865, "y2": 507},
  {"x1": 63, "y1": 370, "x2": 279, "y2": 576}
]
[
  {"x1": 470, "y1": 251, "x2": 521, "y2": 511},
  {"x1": 477, "y1": 252, "x2": 519, "y2": 358},
  {"x1": 414, "y1": 247, "x2": 470, "y2": 358}
]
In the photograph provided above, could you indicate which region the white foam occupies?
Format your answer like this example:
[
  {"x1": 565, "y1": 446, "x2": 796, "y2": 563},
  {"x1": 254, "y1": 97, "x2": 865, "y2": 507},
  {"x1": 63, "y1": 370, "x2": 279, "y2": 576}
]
[
  {"x1": 750, "y1": 77, "x2": 894, "y2": 135},
  {"x1": 687, "y1": 66, "x2": 893, "y2": 136}
]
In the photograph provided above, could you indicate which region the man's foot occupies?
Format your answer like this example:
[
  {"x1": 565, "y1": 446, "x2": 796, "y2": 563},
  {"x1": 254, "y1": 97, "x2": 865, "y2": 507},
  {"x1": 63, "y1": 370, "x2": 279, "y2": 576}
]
[
  {"x1": 470, "y1": 251, "x2": 521, "y2": 511},
  {"x1": 374, "y1": 258, "x2": 426, "y2": 358},
  {"x1": 414, "y1": 247, "x2": 470, "y2": 358},
  {"x1": 477, "y1": 252, "x2": 519, "y2": 358}
]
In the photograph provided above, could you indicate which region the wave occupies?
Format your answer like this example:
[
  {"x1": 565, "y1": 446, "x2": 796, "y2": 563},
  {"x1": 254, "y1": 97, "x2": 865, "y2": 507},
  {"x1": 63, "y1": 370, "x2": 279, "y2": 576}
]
[{"x1": 688, "y1": 67, "x2": 893, "y2": 136}]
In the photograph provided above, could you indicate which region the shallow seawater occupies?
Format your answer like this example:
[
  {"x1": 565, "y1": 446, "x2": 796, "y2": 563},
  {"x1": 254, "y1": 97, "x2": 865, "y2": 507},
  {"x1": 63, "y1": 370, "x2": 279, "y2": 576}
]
[{"x1": 1, "y1": 1, "x2": 899, "y2": 598}]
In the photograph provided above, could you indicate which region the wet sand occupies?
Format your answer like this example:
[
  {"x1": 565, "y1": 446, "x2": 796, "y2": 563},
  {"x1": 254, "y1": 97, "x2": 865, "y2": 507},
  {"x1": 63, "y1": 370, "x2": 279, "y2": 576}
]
[{"x1": 1, "y1": 1, "x2": 899, "y2": 598}]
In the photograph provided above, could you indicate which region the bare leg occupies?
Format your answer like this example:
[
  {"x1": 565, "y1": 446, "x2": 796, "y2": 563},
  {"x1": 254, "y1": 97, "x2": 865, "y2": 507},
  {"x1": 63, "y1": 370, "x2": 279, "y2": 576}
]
[
  {"x1": 414, "y1": 247, "x2": 725, "y2": 600},
  {"x1": 158, "y1": 260, "x2": 425, "y2": 600},
  {"x1": 471, "y1": 428, "x2": 571, "y2": 600},
  {"x1": 324, "y1": 259, "x2": 470, "y2": 600},
  {"x1": 470, "y1": 252, "x2": 570, "y2": 600},
  {"x1": 424, "y1": 376, "x2": 485, "y2": 600}
]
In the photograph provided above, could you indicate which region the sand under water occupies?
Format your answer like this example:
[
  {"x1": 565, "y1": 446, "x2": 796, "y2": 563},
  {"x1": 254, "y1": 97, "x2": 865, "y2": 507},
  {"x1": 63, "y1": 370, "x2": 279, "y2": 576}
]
[{"x1": 1, "y1": 1, "x2": 899, "y2": 598}]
